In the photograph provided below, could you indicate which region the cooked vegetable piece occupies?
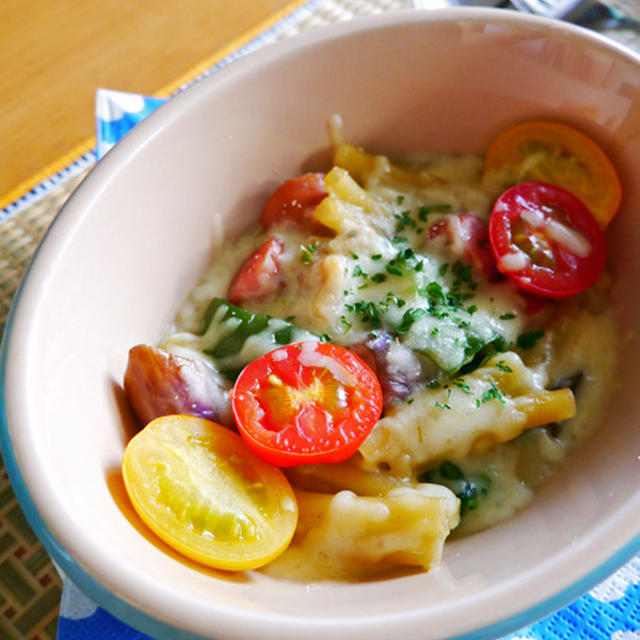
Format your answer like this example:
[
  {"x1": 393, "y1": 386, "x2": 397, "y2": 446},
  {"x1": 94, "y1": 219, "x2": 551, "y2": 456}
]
[
  {"x1": 228, "y1": 236, "x2": 284, "y2": 305},
  {"x1": 284, "y1": 458, "x2": 406, "y2": 496},
  {"x1": 313, "y1": 167, "x2": 379, "y2": 232},
  {"x1": 399, "y1": 311, "x2": 508, "y2": 376},
  {"x1": 483, "y1": 120, "x2": 621, "y2": 228},
  {"x1": 351, "y1": 332, "x2": 425, "y2": 410},
  {"x1": 122, "y1": 415, "x2": 298, "y2": 571},
  {"x1": 267, "y1": 485, "x2": 459, "y2": 579},
  {"x1": 359, "y1": 351, "x2": 576, "y2": 477},
  {"x1": 123, "y1": 345, "x2": 225, "y2": 426},
  {"x1": 231, "y1": 341, "x2": 383, "y2": 467},
  {"x1": 421, "y1": 461, "x2": 490, "y2": 516},
  {"x1": 425, "y1": 213, "x2": 498, "y2": 280},
  {"x1": 333, "y1": 142, "x2": 437, "y2": 188},
  {"x1": 259, "y1": 173, "x2": 331, "y2": 235},
  {"x1": 200, "y1": 298, "x2": 321, "y2": 380},
  {"x1": 489, "y1": 182, "x2": 607, "y2": 298},
  {"x1": 310, "y1": 254, "x2": 349, "y2": 328}
]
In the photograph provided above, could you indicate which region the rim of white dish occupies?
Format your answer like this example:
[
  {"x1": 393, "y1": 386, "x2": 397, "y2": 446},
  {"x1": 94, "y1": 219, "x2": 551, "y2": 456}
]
[{"x1": 3, "y1": 8, "x2": 640, "y2": 640}]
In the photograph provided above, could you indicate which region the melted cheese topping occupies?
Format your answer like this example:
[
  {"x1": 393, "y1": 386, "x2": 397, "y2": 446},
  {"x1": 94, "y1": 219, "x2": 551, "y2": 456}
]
[
  {"x1": 498, "y1": 250, "x2": 530, "y2": 273},
  {"x1": 520, "y1": 207, "x2": 591, "y2": 257}
]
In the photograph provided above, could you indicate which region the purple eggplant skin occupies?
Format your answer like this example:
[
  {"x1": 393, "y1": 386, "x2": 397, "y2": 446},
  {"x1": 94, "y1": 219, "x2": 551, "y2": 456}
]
[
  {"x1": 123, "y1": 345, "x2": 227, "y2": 428},
  {"x1": 351, "y1": 332, "x2": 425, "y2": 411}
]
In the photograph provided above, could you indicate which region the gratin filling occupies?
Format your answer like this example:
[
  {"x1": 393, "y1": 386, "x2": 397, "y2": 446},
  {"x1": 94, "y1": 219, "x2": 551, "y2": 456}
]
[{"x1": 155, "y1": 135, "x2": 617, "y2": 580}]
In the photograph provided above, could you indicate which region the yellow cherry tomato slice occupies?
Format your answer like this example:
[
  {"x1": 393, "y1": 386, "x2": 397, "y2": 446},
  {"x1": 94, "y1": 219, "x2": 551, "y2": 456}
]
[
  {"x1": 484, "y1": 121, "x2": 621, "y2": 228},
  {"x1": 122, "y1": 415, "x2": 298, "y2": 571}
]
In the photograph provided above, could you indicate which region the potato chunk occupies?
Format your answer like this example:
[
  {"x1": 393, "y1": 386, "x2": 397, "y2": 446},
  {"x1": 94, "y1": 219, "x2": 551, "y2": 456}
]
[
  {"x1": 359, "y1": 351, "x2": 576, "y2": 477},
  {"x1": 265, "y1": 484, "x2": 459, "y2": 580}
]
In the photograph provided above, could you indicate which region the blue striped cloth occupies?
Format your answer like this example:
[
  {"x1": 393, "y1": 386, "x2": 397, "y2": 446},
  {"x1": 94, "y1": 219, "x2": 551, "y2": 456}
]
[{"x1": 95, "y1": 88, "x2": 167, "y2": 160}]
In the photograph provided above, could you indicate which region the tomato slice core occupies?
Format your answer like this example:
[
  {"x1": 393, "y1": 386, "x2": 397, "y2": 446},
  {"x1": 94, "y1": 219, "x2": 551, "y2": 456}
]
[
  {"x1": 258, "y1": 368, "x2": 345, "y2": 430},
  {"x1": 489, "y1": 182, "x2": 606, "y2": 299},
  {"x1": 231, "y1": 341, "x2": 383, "y2": 466}
]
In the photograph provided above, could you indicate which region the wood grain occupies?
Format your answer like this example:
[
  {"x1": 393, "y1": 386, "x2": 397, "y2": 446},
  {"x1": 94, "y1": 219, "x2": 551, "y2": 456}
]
[{"x1": 0, "y1": 0, "x2": 295, "y2": 198}]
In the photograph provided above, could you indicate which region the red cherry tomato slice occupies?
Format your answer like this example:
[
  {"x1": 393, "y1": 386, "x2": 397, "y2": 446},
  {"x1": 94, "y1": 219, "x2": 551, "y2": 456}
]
[
  {"x1": 230, "y1": 341, "x2": 383, "y2": 467},
  {"x1": 260, "y1": 173, "x2": 331, "y2": 235},
  {"x1": 228, "y1": 237, "x2": 284, "y2": 305},
  {"x1": 489, "y1": 182, "x2": 606, "y2": 299}
]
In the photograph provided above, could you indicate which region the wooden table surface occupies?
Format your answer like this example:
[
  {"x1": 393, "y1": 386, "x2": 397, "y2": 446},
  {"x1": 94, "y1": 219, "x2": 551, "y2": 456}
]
[{"x1": 0, "y1": 0, "x2": 296, "y2": 201}]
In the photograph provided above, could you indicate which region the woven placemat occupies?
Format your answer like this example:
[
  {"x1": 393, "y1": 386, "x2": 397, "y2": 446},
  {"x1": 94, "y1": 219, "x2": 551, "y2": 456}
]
[
  {"x1": 0, "y1": 170, "x2": 87, "y2": 639},
  {"x1": 1, "y1": 1, "x2": 638, "y2": 638}
]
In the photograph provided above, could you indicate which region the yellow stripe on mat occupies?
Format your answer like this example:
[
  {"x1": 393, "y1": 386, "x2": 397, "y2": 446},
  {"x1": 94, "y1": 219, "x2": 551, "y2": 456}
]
[
  {"x1": 0, "y1": 137, "x2": 96, "y2": 214},
  {"x1": 0, "y1": 0, "x2": 311, "y2": 215}
]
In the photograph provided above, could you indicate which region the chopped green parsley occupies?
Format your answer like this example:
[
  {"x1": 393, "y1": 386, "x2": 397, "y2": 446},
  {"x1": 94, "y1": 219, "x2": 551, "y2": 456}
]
[
  {"x1": 396, "y1": 307, "x2": 426, "y2": 335},
  {"x1": 418, "y1": 203, "x2": 451, "y2": 221},
  {"x1": 452, "y1": 378, "x2": 472, "y2": 394},
  {"x1": 517, "y1": 329, "x2": 545, "y2": 349},
  {"x1": 353, "y1": 265, "x2": 367, "y2": 278},
  {"x1": 300, "y1": 243, "x2": 317, "y2": 264},
  {"x1": 480, "y1": 382, "x2": 506, "y2": 407}
]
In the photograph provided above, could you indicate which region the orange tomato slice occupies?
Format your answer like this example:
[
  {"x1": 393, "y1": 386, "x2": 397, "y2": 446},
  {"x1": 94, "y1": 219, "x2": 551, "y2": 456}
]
[
  {"x1": 484, "y1": 121, "x2": 621, "y2": 228},
  {"x1": 122, "y1": 415, "x2": 298, "y2": 571}
]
